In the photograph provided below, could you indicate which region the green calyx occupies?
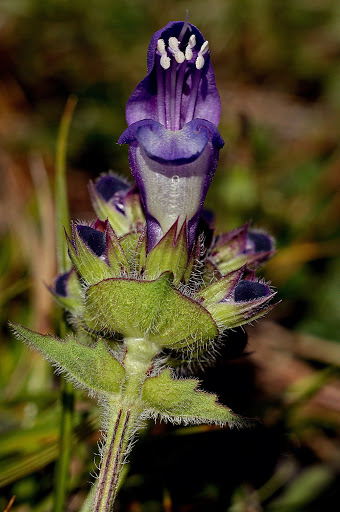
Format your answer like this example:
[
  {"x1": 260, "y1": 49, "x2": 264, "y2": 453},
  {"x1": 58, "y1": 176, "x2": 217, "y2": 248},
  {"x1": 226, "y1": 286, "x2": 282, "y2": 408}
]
[
  {"x1": 66, "y1": 222, "x2": 130, "y2": 285},
  {"x1": 85, "y1": 272, "x2": 218, "y2": 349},
  {"x1": 144, "y1": 221, "x2": 192, "y2": 286},
  {"x1": 49, "y1": 268, "x2": 84, "y2": 314},
  {"x1": 89, "y1": 181, "x2": 144, "y2": 237}
]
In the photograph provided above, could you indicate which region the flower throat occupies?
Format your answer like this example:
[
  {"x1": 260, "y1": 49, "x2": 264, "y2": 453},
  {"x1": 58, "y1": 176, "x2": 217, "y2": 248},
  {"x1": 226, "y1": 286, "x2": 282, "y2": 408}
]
[{"x1": 155, "y1": 21, "x2": 209, "y2": 131}]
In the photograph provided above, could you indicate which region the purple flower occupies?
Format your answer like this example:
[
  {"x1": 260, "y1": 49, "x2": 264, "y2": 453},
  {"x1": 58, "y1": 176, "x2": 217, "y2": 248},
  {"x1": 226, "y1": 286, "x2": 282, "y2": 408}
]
[{"x1": 118, "y1": 20, "x2": 224, "y2": 250}]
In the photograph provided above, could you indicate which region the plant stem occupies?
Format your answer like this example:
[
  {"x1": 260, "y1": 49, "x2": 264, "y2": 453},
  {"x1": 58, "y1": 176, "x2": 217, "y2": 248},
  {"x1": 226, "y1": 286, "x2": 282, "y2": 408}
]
[
  {"x1": 92, "y1": 338, "x2": 159, "y2": 511},
  {"x1": 92, "y1": 403, "x2": 136, "y2": 512}
]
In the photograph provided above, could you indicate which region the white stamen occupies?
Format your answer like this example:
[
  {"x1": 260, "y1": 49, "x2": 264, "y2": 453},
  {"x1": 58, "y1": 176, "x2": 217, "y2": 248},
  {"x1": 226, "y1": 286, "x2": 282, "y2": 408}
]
[
  {"x1": 168, "y1": 37, "x2": 180, "y2": 51},
  {"x1": 195, "y1": 41, "x2": 210, "y2": 69},
  {"x1": 157, "y1": 39, "x2": 166, "y2": 53},
  {"x1": 185, "y1": 47, "x2": 193, "y2": 61},
  {"x1": 168, "y1": 36, "x2": 185, "y2": 64},
  {"x1": 185, "y1": 35, "x2": 196, "y2": 61},
  {"x1": 200, "y1": 40, "x2": 209, "y2": 55},
  {"x1": 174, "y1": 50, "x2": 185, "y2": 63},
  {"x1": 160, "y1": 54, "x2": 171, "y2": 69},
  {"x1": 157, "y1": 38, "x2": 171, "y2": 69},
  {"x1": 188, "y1": 34, "x2": 196, "y2": 48},
  {"x1": 195, "y1": 54, "x2": 205, "y2": 70}
]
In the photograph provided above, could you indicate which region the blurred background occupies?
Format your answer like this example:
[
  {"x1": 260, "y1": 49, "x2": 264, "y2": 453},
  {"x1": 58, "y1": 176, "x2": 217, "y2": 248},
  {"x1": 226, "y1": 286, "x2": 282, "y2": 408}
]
[{"x1": 0, "y1": 0, "x2": 339, "y2": 510}]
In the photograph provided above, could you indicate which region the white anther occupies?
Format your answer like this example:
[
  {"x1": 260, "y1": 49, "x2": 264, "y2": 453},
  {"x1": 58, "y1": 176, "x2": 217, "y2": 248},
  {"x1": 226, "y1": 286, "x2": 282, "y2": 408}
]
[
  {"x1": 168, "y1": 36, "x2": 180, "y2": 51},
  {"x1": 160, "y1": 54, "x2": 171, "y2": 69},
  {"x1": 200, "y1": 40, "x2": 209, "y2": 55},
  {"x1": 157, "y1": 38, "x2": 171, "y2": 69},
  {"x1": 157, "y1": 39, "x2": 166, "y2": 54},
  {"x1": 195, "y1": 54, "x2": 205, "y2": 69},
  {"x1": 168, "y1": 36, "x2": 185, "y2": 63},
  {"x1": 185, "y1": 47, "x2": 193, "y2": 60},
  {"x1": 188, "y1": 34, "x2": 196, "y2": 49},
  {"x1": 174, "y1": 50, "x2": 185, "y2": 63},
  {"x1": 185, "y1": 35, "x2": 196, "y2": 61},
  {"x1": 195, "y1": 41, "x2": 210, "y2": 69}
]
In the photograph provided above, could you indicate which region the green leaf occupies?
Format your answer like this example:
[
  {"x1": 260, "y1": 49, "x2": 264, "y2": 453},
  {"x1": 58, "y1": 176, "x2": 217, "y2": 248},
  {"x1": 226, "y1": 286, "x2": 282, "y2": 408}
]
[
  {"x1": 267, "y1": 465, "x2": 334, "y2": 511},
  {"x1": 85, "y1": 273, "x2": 218, "y2": 348},
  {"x1": 141, "y1": 369, "x2": 247, "y2": 427},
  {"x1": 10, "y1": 323, "x2": 125, "y2": 396}
]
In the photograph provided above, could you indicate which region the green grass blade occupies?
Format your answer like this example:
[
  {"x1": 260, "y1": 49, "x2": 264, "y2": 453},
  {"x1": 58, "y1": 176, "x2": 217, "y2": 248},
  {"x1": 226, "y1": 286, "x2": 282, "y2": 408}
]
[
  {"x1": 54, "y1": 96, "x2": 77, "y2": 512},
  {"x1": 55, "y1": 95, "x2": 77, "y2": 273}
]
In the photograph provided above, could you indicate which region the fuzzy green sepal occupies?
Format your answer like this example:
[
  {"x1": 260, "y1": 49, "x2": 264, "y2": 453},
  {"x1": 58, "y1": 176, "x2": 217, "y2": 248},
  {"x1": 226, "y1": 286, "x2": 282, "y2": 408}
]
[
  {"x1": 207, "y1": 293, "x2": 277, "y2": 329},
  {"x1": 66, "y1": 224, "x2": 115, "y2": 285},
  {"x1": 84, "y1": 272, "x2": 218, "y2": 349},
  {"x1": 89, "y1": 180, "x2": 131, "y2": 236},
  {"x1": 196, "y1": 267, "x2": 244, "y2": 305},
  {"x1": 144, "y1": 221, "x2": 189, "y2": 286}
]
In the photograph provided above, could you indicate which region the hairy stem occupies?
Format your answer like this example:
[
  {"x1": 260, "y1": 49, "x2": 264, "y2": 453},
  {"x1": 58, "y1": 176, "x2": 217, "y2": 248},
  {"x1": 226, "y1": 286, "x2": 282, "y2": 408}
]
[
  {"x1": 92, "y1": 404, "x2": 136, "y2": 512},
  {"x1": 92, "y1": 338, "x2": 159, "y2": 511}
]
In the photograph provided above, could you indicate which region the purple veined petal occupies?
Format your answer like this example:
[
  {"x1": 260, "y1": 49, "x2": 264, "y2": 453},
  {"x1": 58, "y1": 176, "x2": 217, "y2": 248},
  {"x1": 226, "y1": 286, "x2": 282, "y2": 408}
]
[
  {"x1": 119, "y1": 118, "x2": 224, "y2": 249},
  {"x1": 125, "y1": 21, "x2": 221, "y2": 130},
  {"x1": 234, "y1": 280, "x2": 271, "y2": 302}
]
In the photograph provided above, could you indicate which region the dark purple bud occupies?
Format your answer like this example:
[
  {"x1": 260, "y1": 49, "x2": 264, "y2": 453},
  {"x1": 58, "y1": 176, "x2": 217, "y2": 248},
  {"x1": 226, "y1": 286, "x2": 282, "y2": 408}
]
[
  {"x1": 76, "y1": 225, "x2": 106, "y2": 257},
  {"x1": 245, "y1": 231, "x2": 274, "y2": 254},
  {"x1": 96, "y1": 175, "x2": 130, "y2": 202},
  {"x1": 93, "y1": 175, "x2": 132, "y2": 215},
  {"x1": 234, "y1": 280, "x2": 271, "y2": 302},
  {"x1": 55, "y1": 271, "x2": 72, "y2": 297}
]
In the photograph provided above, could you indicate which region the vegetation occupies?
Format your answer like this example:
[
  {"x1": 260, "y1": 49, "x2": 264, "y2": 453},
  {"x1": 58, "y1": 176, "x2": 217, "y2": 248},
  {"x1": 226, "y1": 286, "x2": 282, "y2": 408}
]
[{"x1": 1, "y1": 1, "x2": 339, "y2": 510}]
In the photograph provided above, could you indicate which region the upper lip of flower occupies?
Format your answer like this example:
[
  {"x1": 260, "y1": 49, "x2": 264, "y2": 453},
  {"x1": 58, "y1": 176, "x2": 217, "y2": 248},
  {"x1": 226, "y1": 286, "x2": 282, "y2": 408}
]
[{"x1": 124, "y1": 20, "x2": 221, "y2": 131}]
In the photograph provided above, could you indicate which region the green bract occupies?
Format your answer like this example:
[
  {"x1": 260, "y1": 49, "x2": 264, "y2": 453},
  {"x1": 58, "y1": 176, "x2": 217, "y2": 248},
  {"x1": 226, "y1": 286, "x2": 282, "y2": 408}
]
[
  {"x1": 85, "y1": 272, "x2": 218, "y2": 349},
  {"x1": 141, "y1": 369, "x2": 245, "y2": 427},
  {"x1": 11, "y1": 323, "x2": 125, "y2": 396}
]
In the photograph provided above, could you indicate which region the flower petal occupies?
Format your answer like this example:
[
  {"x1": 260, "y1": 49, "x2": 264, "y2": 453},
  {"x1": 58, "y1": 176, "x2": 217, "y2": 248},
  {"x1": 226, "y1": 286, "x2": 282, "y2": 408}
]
[
  {"x1": 125, "y1": 21, "x2": 221, "y2": 128},
  {"x1": 119, "y1": 119, "x2": 223, "y2": 249}
]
